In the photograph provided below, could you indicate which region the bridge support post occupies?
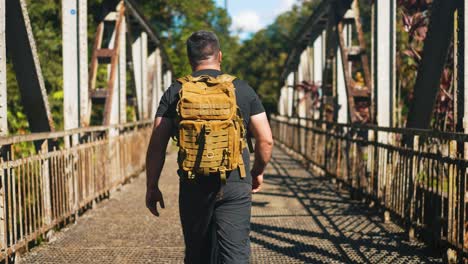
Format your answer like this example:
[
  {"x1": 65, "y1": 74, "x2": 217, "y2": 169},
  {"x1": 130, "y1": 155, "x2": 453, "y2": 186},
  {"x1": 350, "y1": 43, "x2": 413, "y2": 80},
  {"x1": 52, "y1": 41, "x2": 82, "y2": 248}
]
[
  {"x1": 286, "y1": 73, "x2": 294, "y2": 117},
  {"x1": 375, "y1": 0, "x2": 395, "y2": 130},
  {"x1": 132, "y1": 32, "x2": 148, "y2": 120},
  {"x1": 163, "y1": 70, "x2": 172, "y2": 91},
  {"x1": 336, "y1": 25, "x2": 349, "y2": 124},
  {"x1": 0, "y1": 0, "x2": 5, "y2": 252},
  {"x1": 40, "y1": 141, "x2": 53, "y2": 239},
  {"x1": 119, "y1": 15, "x2": 127, "y2": 124},
  {"x1": 108, "y1": 4, "x2": 126, "y2": 127},
  {"x1": 464, "y1": 0, "x2": 468, "y2": 153},
  {"x1": 148, "y1": 49, "x2": 162, "y2": 118},
  {"x1": 0, "y1": 0, "x2": 6, "y2": 137},
  {"x1": 155, "y1": 48, "x2": 163, "y2": 109},
  {"x1": 62, "y1": 0, "x2": 88, "y2": 130},
  {"x1": 312, "y1": 34, "x2": 323, "y2": 120}
]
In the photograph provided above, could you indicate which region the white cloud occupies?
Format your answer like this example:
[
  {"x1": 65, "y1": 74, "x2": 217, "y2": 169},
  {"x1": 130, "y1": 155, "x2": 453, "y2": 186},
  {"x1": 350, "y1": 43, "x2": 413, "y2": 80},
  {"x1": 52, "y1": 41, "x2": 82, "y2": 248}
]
[
  {"x1": 274, "y1": 0, "x2": 298, "y2": 16},
  {"x1": 231, "y1": 10, "x2": 263, "y2": 33}
]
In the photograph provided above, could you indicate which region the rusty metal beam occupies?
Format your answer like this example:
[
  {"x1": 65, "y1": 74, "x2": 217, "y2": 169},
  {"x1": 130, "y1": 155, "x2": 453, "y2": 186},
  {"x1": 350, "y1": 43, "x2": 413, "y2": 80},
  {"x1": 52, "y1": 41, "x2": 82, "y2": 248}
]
[
  {"x1": 5, "y1": 0, "x2": 54, "y2": 133},
  {"x1": 0, "y1": 0, "x2": 6, "y2": 136},
  {"x1": 104, "y1": 3, "x2": 125, "y2": 126},
  {"x1": 406, "y1": 0, "x2": 458, "y2": 129},
  {"x1": 281, "y1": 0, "x2": 352, "y2": 82},
  {"x1": 124, "y1": 0, "x2": 173, "y2": 73}
]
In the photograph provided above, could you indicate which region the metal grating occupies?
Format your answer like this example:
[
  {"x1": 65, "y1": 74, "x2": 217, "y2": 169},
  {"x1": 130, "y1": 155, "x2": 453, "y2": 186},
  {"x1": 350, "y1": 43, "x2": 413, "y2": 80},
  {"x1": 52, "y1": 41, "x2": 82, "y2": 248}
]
[{"x1": 17, "y1": 148, "x2": 442, "y2": 263}]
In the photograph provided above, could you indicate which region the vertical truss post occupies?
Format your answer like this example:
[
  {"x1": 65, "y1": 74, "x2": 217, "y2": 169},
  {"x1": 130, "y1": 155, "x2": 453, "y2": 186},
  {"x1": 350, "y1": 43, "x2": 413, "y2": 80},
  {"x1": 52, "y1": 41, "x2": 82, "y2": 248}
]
[
  {"x1": 461, "y1": 0, "x2": 468, "y2": 254},
  {"x1": 0, "y1": 0, "x2": 6, "y2": 136},
  {"x1": 311, "y1": 34, "x2": 323, "y2": 120},
  {"x1": 163, "y1": 69, "x2": 172, "y2": 89},
  {"x1": 6, "y1": 0, "x2": 54, "y2": 133},
  {"x1": 322, "y1": 5, "x2": 337, "y2": 99},
  {"x1": 154, "y1": 48, "x2": 162, "y2": 114},
  {"x1": 464, "y1": 0, "x2": 468, "y2": 138},
  {"x1": 78, "y1": 0, "x2": 88, "y2": 127},
  {"x1": 147, "y1": 50, "x2": 156, "y2": 118},
  {"x1": 62, "y1": 0, "x2": 88, "y2": 130},
  {"x1": 313, "y1": 34, "x2": 323, "y2": 87},
  {"x1": 87, "y1": 1, "x2": 125, "y2": 126},
  {"x1": 131, "y1": 32, "x2": 148, "y2": 120},
  {"x1": 141, "y1": 33, "x2": 148, "y2": 120},
  {"x1": 40, "y1": 141, "x2": 52, "y2": 233},
  {"x1": 297, "y1": 49, "x2": 309, "y2": 118},
  {"x1": 131, "y1": 36, "x2": 142, "y2": 119},
  {"x1": 278, "y1": 84, "x2": 287, "y2": 116},
  {"x1": 119, "y1": 15, "x2": 127, "y2": 124},
  {"x1": 375, "y1": 0, "x2": 395, "y2": 137},
  {"x1": 337, "y1": 25, "x2": 349, "y2": 124},
  {"x1": 0, "y1": 0, "x2": 5, "y2": 252},
  {"x1": 286, "y1": 73, "x2": 294, "y2": 117},
  {"x1": 106, "y1": 3, "x2": 125, "y2": 126},
  {"x1": 336, "y1": 0, "x2": 372, "y2": 124},
  {"x1": 148, "y1": 48, "x2": 163, "y2": 119}
]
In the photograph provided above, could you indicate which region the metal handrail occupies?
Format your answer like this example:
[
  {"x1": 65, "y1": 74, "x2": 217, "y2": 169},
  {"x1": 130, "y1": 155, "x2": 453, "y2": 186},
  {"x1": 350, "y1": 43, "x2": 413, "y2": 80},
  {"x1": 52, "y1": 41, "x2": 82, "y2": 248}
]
[
  {"x1": 0, "y1": 120, "x2": 153, "y2": 145},
  {"x1": 271, "y1": 114, "x2": 467, "y2": 256}
]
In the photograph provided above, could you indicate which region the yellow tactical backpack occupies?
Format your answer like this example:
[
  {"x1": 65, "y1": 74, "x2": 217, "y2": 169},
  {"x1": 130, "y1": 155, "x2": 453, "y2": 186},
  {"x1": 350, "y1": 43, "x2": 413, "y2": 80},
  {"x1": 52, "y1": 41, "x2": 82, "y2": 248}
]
[{"x1": 176, "y1": 74, "x2": 246, "y2": 183}]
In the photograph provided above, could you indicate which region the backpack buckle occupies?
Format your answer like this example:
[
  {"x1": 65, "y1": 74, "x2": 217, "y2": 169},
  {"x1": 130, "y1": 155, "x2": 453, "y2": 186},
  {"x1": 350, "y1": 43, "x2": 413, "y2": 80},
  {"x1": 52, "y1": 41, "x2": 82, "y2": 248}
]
[
  {"x1": 219, "y1": 167, "x2": 227, "y2": 184},
  {"x1": 187, "y1": 170, "x2": 195, "y2": 180},
  {"x1": 204, "y1": 125, "x2": 211, "y2": 135}
]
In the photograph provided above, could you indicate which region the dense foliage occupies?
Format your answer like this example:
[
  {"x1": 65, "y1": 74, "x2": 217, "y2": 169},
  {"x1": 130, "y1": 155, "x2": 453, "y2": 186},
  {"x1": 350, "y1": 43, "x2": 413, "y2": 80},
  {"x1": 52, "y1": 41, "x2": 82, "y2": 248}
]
[
  {"x1": 134, "y1": 0, "x2": 239, "y2": 77},
  {"x1": 6, "y1": 0, "x2": 456, "y2": 135}
]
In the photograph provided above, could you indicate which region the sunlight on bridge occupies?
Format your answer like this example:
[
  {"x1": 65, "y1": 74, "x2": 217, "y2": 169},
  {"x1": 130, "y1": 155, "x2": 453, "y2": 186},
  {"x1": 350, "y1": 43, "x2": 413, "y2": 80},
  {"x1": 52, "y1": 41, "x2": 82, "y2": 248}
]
[{"x1": 0, "y1": 0, "x2": 467, "y2": 263}]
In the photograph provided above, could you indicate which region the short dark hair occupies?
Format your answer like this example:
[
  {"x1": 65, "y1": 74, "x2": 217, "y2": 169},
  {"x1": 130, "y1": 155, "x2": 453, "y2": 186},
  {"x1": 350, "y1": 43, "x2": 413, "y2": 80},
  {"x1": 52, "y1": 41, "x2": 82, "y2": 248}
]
[{"x1": 186, "y1": 30, "x2": 220, "y2": 65}]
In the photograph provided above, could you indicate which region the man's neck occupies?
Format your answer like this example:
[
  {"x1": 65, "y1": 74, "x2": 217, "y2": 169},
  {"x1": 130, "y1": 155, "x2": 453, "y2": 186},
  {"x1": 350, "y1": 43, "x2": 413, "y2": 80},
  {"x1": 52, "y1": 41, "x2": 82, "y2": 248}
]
[{"x1": 193, "y1": 64, "x2": 221, "y2": 72}]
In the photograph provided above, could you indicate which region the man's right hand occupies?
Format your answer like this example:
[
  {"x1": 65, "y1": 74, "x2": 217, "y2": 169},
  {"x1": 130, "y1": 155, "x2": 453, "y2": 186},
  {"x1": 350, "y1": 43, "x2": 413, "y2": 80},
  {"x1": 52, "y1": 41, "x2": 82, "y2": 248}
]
[
  {"x1": 146, "y1": 188, "x2": 165, "y2": 217},
  {"x1": 249, "y1": 112, "x2": 273, "y2": 194},
  {"x1": 252, "y1": 173, "x2": 264, "y2": 193}
]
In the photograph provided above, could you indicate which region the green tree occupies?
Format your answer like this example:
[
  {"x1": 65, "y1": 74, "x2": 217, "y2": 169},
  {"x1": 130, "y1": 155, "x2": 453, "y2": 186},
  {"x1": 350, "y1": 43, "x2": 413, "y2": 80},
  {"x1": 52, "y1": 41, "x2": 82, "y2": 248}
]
[
  {"x1": 135, "y1": 0, "x2": 239, "y2": 78},
  {"x1": 231, "y1": 0, "x2": 321, "y2": 113}
]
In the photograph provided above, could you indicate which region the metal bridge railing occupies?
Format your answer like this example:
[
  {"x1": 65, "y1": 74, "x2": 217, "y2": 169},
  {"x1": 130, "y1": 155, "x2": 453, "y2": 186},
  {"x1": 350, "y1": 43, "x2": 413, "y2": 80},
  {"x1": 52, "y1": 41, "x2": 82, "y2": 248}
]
[
  {"x1": 271, "y1": 115, "x2": 467, "y2": 257},
  {"x1": 0, "y1": 120, "x2": 152, "y2": 259}
]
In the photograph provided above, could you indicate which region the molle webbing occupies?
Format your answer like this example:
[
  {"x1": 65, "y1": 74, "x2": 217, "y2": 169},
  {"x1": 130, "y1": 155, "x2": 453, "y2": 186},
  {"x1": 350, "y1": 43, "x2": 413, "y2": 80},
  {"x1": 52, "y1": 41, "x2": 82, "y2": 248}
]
[{"x1": 176, "y1": 74, "x2": 247, "y2": 183}]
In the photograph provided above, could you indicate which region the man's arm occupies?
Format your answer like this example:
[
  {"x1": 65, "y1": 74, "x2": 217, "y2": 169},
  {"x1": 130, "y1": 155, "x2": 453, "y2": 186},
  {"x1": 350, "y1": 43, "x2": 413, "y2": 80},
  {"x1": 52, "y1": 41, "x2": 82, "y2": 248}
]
[
  {"x1": 249, "y1": 112, "x2": 273, "y2": 193},
  {"x1": 145, "y1": 117, "x2": 173, "y2": 216}
]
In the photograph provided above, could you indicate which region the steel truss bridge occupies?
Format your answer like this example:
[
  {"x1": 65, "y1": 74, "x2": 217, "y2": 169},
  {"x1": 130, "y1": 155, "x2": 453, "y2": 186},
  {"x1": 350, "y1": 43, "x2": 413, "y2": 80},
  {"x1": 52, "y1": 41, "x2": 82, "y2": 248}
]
[{"x1": 0, "y1": 0, "x2": 466, "y2": 263}]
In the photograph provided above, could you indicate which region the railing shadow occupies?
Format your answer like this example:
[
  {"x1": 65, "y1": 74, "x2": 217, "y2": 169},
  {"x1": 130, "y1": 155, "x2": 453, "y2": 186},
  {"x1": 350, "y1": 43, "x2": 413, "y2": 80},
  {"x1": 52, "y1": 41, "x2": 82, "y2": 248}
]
[{"x1": 250, "y1": 148, "x2": 442, "y2": 263}]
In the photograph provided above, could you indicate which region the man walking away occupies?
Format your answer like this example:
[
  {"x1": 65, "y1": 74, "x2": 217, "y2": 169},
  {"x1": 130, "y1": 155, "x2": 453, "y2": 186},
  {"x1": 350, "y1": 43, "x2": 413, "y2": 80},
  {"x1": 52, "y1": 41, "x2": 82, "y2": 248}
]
[{"x1": 145, "y1": 30, "x2": 273, "y2": 264}]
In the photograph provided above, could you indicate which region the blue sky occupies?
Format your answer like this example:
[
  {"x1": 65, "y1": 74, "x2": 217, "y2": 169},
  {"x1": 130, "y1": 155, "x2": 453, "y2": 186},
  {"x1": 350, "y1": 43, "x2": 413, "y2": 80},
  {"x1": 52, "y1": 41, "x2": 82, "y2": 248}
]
[{"x1": 214, "y1": 0, "x2": 298, "y2": 40}]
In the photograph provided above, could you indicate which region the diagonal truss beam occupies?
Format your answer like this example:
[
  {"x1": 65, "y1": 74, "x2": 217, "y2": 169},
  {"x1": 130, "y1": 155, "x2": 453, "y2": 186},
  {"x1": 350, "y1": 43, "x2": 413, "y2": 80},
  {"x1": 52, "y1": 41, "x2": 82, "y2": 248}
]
[
  {"x1": 6, "y1": 0, "x2": 54, "y2": 133},
  {"x1": 406, "y1": 0, "x2": 458, "y2": 129},
  {"x1": 281, "y1": 0, "x2": 352, "y2": 82}
]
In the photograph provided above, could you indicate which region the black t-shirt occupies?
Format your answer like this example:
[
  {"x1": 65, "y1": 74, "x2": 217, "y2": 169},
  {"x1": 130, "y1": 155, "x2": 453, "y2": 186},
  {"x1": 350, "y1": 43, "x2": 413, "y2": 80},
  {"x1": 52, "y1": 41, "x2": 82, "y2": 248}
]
[{"x1": 155, "y1": 69, "x2": 265, "y2": 184}]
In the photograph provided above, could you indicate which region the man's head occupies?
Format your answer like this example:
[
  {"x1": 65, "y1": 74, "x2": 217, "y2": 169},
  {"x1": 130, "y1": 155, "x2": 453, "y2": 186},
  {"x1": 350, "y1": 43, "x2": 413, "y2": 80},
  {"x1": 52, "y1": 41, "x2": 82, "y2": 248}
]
[{"x1": 186, "y1": 30, "x2": 222, "y2": 70}]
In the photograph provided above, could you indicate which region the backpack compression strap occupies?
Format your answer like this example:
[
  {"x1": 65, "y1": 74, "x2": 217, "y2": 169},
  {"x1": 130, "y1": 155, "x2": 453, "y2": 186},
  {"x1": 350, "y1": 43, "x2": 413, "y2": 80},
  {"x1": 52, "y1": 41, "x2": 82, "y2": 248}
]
[{"x1": 177, "y1": 74, "x2": 236, "y2": 84}]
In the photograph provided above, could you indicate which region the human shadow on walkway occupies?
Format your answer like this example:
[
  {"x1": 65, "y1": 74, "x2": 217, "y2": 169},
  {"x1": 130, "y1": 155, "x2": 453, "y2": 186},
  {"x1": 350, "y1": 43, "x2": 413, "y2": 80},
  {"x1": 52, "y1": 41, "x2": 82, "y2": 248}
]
[{"x1": 250, "y1": 149, "x2": 442, "y2": 263}]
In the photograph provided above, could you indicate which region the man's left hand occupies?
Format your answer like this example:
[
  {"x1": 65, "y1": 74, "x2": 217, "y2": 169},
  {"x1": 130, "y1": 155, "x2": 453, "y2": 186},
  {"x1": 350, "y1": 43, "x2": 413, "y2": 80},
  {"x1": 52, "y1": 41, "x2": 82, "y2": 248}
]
[{"x1": 146, "y1": 188, "x2": 165, "y2": 217}]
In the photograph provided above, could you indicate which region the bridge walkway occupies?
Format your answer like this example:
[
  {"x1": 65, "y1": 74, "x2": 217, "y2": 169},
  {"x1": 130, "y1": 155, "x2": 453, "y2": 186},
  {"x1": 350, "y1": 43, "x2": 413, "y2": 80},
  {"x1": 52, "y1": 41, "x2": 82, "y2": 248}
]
[{"x1": 17, "y1": 146, "x2": 441, "y2": 263}]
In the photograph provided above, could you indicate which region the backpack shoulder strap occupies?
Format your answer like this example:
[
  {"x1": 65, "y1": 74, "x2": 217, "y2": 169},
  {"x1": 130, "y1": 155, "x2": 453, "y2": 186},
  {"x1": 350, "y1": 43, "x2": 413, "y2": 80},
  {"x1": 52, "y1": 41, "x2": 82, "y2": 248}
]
[
  {"x1": 216, "y1": 74, "x2": 236, "y2": 83},
  {"x1": 177, "y1": 75, "x2": 193, "y2": 84}
]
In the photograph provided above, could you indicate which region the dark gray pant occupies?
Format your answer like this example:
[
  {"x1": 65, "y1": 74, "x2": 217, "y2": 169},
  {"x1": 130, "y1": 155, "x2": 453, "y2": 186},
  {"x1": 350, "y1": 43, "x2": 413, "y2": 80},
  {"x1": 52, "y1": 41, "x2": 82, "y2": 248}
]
[{"x1": 179, "y1": 174, "x2": 252, "y2": 264}]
